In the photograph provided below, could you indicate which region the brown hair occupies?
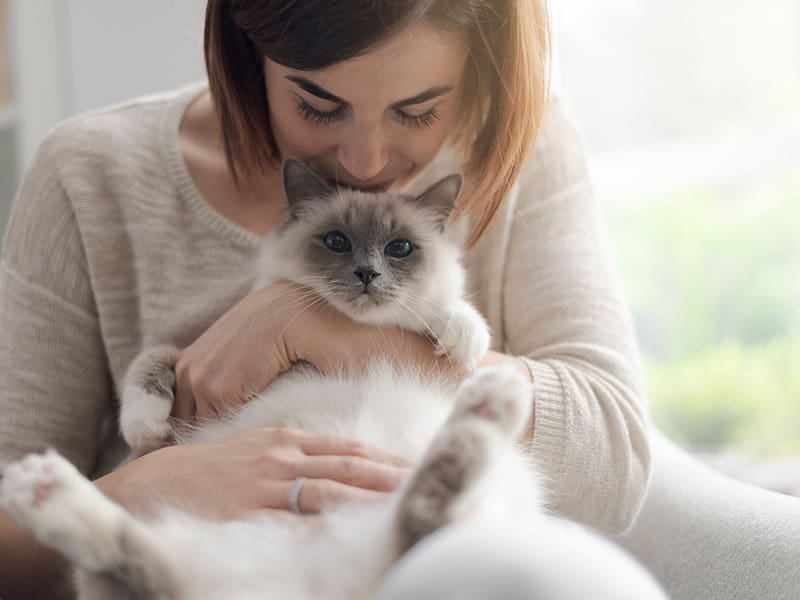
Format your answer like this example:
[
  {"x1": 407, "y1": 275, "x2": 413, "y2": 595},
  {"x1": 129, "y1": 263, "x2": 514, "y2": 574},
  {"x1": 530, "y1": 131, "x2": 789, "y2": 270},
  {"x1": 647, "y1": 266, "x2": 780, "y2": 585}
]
[{"x1": 204, "y1": 0, "x2": 550, "y2": 245}]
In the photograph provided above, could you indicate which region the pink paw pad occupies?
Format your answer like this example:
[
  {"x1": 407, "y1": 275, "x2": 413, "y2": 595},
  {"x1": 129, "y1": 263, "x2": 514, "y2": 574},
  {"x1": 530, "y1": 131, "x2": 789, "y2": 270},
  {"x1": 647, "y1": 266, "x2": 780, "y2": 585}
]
[
  {"x1": 33, "y1": 482, "x2": 57, "y2": 506},
  {"x1": 469, "y1": 400, "x2": 512, "y2": 421}
]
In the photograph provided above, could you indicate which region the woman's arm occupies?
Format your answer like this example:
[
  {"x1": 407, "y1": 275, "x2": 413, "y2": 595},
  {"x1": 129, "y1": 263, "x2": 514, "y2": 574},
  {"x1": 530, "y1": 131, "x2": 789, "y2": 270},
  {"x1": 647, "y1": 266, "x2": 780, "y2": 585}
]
[
  {"x1": 0, "y1": 511, "x2": 73, "y2": 600},
  {"x1": 172, "y1": 280, "x2": 470, "y2": 421},
  {"x1": 0, "y1": 134, "x2": 114, "y2": 598},
  {"x1": 1, "y1": 423, "x2": 410, "y2": 599},
  {"x1": 0, "y1": 133, "x2": 114, "y2": 475},
  {"x1": 500, "y1": 96, "x2": 651, "y2": 534}
]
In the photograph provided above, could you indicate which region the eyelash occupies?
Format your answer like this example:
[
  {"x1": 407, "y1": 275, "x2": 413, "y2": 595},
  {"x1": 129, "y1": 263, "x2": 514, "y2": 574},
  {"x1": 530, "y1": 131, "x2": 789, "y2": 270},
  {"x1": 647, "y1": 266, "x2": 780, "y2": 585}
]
[{"x1": 296, "y1": 100, "x2": 440, "y2": 129}]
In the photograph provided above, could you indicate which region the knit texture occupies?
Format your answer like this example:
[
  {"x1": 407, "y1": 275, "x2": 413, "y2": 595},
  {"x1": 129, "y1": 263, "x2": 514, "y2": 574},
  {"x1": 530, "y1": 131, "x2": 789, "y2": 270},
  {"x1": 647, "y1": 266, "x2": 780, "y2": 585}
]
[{"x1": 0, "y1": 83, "x2": 650, "y2": 534}]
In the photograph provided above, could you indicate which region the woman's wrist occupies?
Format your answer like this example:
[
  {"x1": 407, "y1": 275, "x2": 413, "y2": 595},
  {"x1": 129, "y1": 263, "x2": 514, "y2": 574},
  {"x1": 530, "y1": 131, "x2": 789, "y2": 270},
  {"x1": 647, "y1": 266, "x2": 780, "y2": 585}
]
[
  {"x1": 478, "y1": 350, "x2": 534, "y2": 383},
  {"x1": 296, "y1": 301, "x2": 448, "y2": 377},
  {"x1": 93, "y1": 457, "x2": 137, "y2": 508},
  {"x1": 93, "y1": 445, "x2": 177, "y2": 514}
]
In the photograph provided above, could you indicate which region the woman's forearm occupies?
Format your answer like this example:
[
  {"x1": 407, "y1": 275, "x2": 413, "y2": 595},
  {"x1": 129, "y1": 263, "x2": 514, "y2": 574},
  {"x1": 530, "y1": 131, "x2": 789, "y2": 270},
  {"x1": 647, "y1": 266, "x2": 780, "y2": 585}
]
[
  {"x1": 0, "y1": 509, "x2": 72, "y2": 600},
  {"x1": 303, "y1": 304, "x2": 536, "y2": 440}
]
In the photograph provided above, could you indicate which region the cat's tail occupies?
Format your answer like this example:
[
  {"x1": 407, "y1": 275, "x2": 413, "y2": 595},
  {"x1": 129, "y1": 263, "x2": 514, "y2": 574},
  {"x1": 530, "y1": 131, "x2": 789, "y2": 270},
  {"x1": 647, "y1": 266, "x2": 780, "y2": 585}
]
[{"x1": 119, "y1": 344, "x2": 179, "y2": 455}]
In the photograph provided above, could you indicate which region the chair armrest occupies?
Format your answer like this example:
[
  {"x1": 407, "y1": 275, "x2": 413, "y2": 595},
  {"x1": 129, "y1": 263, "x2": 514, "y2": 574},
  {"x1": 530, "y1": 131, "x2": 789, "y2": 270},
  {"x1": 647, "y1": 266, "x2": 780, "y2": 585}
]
[{"x1": 619, "y1": 429, "x2": 800, "y2": 600}]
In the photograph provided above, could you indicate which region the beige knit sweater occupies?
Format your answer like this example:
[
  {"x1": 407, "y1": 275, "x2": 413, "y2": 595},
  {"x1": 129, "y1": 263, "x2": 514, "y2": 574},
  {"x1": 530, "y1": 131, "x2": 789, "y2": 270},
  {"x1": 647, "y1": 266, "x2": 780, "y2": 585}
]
[{"x1": 0, "y1": 83, "x2": 650, "y2": 535}]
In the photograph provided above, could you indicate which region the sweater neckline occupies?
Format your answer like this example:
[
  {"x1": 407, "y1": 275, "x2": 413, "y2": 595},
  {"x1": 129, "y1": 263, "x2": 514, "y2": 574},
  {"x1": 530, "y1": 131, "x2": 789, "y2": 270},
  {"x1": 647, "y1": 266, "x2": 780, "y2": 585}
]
[{"x1": 160, "y1": 82, "x2": 263, "y2": 249}]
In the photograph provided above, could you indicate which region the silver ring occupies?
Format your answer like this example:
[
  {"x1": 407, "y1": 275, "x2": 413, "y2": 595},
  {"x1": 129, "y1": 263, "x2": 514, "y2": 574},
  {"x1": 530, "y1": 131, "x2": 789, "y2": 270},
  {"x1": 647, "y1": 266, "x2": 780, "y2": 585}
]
[{"x1": 288, "y1": 476, "x2": 307, "y2": 515}]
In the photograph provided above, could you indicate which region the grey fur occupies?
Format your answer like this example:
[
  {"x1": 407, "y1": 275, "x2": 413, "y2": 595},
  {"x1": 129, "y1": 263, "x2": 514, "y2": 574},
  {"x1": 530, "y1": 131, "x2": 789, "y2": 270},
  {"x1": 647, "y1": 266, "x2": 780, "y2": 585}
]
[
  {"x1": 300, "y1": 200, "x2": 424, "y2": 307},
  {"x1": 412, "y1": 174, "x2": 463, "y2": 230},
  {"x1": 283, "y1": 159, "x2": 333, "y2": 219},
  {"x1": 395, "y1": 426, "x2": 489, "y2": 554},
  {"x1": 124, "y1": 344, "x2": 177, "y2": 402}
]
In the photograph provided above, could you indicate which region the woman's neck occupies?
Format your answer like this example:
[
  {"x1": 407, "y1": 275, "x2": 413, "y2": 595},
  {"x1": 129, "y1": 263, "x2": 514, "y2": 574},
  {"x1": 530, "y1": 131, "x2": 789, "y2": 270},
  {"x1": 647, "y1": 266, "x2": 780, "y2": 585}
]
[{"x1": 178, "y1": 91, "x2": 286, "y2": 236}]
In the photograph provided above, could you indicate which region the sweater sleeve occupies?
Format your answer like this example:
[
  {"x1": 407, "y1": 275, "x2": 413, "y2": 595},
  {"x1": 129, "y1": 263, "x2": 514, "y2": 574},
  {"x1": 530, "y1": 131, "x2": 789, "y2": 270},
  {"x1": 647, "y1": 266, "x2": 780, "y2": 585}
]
[
  {"x1": 0, "y1": 130, "x2": 113, "y2": 476},
  {"x1": 503, "y1": 98, "x2": 651, "y2": 535}
]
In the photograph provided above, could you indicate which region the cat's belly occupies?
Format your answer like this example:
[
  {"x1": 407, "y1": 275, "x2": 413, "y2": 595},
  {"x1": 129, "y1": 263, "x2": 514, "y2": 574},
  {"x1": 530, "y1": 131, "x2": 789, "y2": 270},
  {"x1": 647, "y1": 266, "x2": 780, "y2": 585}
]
[{"x1": 182, "y1": 361, "x2": 456, "y2": 462}]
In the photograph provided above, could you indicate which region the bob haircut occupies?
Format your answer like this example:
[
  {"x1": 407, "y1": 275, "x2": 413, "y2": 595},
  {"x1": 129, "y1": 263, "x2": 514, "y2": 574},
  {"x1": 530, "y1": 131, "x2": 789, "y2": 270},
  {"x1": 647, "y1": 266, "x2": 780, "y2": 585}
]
[{"x1": 205, "y1": 0, "x2": 550, "y2": 245}]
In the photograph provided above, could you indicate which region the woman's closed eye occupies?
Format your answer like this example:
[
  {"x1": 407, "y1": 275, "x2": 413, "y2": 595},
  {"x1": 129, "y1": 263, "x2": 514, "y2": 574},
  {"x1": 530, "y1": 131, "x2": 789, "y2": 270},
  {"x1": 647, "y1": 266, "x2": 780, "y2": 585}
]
[
  {"x1": 297, "y1": 99, "x2": 347, "y2": 125},
  {"x1": 393, "y1": 107, "x2": 440, "y2": 128},
  {"x1": 296, "y1": 99, "x2": 440, "y2": 129}
]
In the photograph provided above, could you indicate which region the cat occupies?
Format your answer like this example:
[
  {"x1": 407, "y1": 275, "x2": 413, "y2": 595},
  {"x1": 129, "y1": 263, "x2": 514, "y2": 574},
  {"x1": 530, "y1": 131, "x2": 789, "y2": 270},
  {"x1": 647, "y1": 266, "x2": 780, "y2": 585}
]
[{"x1": 0, "y1": 159, "x2": 546, "y2": 600}]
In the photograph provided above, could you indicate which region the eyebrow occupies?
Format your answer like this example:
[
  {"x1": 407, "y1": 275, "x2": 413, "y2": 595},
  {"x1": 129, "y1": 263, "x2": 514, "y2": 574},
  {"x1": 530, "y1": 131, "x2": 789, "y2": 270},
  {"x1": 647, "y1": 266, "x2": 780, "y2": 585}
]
[{"x1": 285, "y1": 75, "x2": 453, "y2": 108}]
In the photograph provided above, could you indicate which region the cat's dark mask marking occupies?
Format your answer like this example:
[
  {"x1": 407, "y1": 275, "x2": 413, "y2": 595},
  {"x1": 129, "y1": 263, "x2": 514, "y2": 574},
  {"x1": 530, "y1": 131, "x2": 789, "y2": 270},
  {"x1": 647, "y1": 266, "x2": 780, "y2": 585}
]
[{"x1": 279, "y1": 158, "x2": 464, "y2": 316}]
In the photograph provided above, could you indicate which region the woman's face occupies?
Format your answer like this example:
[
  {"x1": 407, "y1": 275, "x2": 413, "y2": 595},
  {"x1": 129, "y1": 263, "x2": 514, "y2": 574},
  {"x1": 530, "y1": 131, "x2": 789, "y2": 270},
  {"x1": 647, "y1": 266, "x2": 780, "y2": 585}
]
[{"x1": 264, "y1": 22, "x2": 470, "y2": 191}]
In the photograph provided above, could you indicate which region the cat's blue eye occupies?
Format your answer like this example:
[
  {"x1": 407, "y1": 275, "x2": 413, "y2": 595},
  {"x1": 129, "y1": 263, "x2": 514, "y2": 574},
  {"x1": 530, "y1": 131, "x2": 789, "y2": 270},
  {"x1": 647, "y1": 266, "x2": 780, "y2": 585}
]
[
  {"x1": 324, "y1": 231, "x2": 351, "y2": 253},
  {"x1": 385, "y1": 239, "x2": 413, "y2": 259}
]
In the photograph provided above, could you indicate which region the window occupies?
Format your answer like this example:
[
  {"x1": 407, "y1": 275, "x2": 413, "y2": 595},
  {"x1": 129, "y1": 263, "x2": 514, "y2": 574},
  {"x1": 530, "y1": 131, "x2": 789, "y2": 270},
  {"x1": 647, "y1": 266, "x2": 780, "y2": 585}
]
[{"x1": 553, "y1": 1, "x2": 800, "y2": 458}]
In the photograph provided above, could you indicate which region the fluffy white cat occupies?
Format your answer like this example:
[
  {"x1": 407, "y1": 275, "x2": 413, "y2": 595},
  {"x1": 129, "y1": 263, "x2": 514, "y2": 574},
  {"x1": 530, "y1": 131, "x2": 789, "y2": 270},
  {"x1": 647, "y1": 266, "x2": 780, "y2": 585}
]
[{"x1": 0, "y1": 160, "x2": 545, "y2": 600}]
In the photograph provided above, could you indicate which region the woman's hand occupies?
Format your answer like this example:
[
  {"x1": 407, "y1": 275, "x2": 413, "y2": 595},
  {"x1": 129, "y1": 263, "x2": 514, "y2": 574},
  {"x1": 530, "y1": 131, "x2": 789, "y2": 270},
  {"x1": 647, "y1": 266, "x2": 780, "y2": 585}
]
[
  {"x1": 173, "y1": 281, "x2": 459, "y2": 423},
  {"x1": 97, "y1": 426, "x2": 409, "y2": 519},
  {"x1": 173, "y1": 281, "x2": 307, "y2": 422}
]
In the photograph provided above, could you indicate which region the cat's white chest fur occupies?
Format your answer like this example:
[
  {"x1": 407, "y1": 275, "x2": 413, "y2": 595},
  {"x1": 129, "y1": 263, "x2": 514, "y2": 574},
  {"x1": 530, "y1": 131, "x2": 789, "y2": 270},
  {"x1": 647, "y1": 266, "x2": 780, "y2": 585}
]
[{"x1": 186, "y1": 362, "x2": 455, "y2": 460}]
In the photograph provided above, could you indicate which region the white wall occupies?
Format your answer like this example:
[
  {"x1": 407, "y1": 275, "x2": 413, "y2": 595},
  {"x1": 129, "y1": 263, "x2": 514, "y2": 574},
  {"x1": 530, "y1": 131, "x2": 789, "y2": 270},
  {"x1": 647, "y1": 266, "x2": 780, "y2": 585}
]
[
  {"x1": 64, "y1": 0, "x2": 206, "y2": 115},
  {"x1": 9, "y1": 0, "x2": 206, "y2": 174}
]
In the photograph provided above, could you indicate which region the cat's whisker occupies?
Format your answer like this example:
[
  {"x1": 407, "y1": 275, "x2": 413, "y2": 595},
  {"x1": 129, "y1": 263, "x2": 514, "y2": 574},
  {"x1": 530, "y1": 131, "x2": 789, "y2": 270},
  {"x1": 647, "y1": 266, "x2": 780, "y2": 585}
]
[
  {"x1": 401, "y1": 294, "x2": 465, "y2": 369},
  {"x1": 240, "y1": 292, "x2": 328, "y2": 348},
  {"x1": 394, "y1": 298, "x2": 428, "y2": 331},
  {"x1": 276, "y1": 295, "x2": 331, "y2": 343}
]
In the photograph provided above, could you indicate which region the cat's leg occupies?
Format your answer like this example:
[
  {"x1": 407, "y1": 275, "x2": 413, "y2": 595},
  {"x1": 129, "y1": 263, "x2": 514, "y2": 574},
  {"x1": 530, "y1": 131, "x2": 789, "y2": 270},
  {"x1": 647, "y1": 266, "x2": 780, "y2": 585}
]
[
  {"x1": 119, "y1": 344, "x2": 179, "y2": 453},
  {"x1": 427, "y1": 300, "x2": 491, "y2": 370},
  {"x1": 0, "y1": 450, "x2": 184, "y2": 600},
  {"x1": 395, "y1": 365, "x2": 534, "y2": 553}
]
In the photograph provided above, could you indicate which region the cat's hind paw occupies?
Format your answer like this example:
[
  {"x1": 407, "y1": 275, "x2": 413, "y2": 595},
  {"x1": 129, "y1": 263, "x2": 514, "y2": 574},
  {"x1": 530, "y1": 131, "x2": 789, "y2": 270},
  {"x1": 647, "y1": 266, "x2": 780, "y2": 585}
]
[
  {"x1": 0, "y1": 451, "x2": 125, "y2": 571},
  {"x1": 450, "y1": 364, "x2": 533, "y2": 438}
]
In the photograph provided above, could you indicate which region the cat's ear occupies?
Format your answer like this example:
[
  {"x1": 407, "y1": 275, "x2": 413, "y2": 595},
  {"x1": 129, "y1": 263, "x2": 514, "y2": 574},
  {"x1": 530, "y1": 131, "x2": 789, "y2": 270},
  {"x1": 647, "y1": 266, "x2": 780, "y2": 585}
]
[
  {"x1": 282, "y1": 159, "x2": 332, "y2": 216},
  {"x1": 413, "y1": 174, "x2": 463, "y2": 230}
]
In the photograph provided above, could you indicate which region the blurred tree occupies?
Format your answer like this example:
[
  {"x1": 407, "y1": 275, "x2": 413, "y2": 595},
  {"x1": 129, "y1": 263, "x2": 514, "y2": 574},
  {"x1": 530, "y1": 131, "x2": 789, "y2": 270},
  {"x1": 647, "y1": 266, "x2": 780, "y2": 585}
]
[{"x1": 606, "y1": 174, "x2": 800, "y2": 455}]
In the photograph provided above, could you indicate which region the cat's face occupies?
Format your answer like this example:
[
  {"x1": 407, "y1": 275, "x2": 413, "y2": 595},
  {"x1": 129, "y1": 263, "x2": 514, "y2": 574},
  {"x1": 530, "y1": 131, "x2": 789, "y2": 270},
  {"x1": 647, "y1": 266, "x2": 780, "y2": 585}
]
[{"x1": 277, "y1": 159, "x2": 461, "y2": 323}]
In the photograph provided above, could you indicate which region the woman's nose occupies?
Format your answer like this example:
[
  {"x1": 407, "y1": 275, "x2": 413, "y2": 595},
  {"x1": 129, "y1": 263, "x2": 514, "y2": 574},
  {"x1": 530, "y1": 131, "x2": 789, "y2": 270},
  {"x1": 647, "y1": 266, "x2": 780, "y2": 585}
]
[{"x1": 335, "y1": 125, "x2": 390, "y2": 183}]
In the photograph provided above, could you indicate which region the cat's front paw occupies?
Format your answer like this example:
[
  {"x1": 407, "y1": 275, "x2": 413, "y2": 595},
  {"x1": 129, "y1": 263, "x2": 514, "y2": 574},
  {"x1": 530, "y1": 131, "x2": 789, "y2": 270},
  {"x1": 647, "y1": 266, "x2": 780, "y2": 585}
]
[
  {"x1": 431, "y1": 304, "x2": 491, "y2": 370},
  {"x1": 0, "y1": 451, "x2": 124, "y2": 570},
  {"x1": 450, "y1": 364, "x2": 533, "y2": 438},
  {"x1": 120, "y1": 385, "x2": 174, "y2": 452}
]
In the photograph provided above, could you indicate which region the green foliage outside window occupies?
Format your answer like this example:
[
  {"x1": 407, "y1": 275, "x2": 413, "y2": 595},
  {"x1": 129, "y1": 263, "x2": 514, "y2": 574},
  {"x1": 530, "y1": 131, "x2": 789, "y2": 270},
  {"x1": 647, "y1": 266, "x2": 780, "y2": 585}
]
[{"x1": 606, "y1": 173, "x2": 800, "y2": 456}]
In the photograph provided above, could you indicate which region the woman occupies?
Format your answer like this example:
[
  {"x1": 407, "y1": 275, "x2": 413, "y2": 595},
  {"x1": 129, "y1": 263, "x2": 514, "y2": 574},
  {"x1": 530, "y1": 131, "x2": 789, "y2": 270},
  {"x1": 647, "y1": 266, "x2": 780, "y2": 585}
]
[{"x1": 0, "y1": 0, "x2": 666, "y2": 597}]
